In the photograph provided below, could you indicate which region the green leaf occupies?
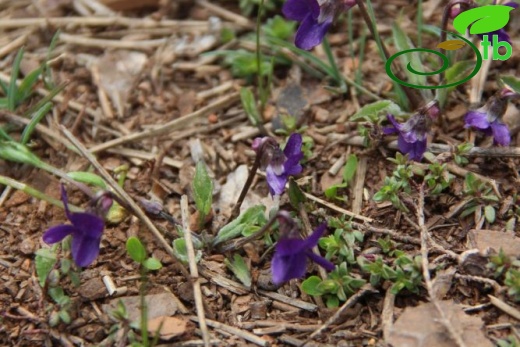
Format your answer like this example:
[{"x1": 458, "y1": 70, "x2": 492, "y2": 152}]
[
  {"x1": 67, "y1": 171, "x2": 107, "y2": 189},
  {"x1": 392, "y1": 22, "x2": 431, "y2": 99},
  {"x1": 224, "y1": 254, "x2": 252, "y2": 287},
  {"x1": 193, "y1": 161, "x2": 213, "y2": 217},
  {"x1": 172, "y1": 238, "x2": 202, "y2": 264},
  {"x1": 301, "y1": 276, "x2": 323, "y2": 296},
  {"x1": 263, "y1": 15, "x2": 296, "y2": 40},
  {"x1": 18, "y1": 66, "x2": 43, "y2": 102},
  {"x1": 444, "y1": 60, "x2": 476, "y2": 92},
  {"x1": 288, "y1": 178, "x2": 306, "y2": 210},
  {"x1": 326, "y1": 295, "x2": 340, "y2": 308},
  {"x1": 143, "y1": 257, "x2": 162, "y2": 271},
  {"x1": 484, "y1": 205, "x2": 496, "y2": 224},
  {"x1": 343, "y1": 154, "x2": 358, "y2": 183},
  {"x1": 59, "y1": 310, "x2": 71, "y2": 324},
  {"x1": 453, "y1": 5, "x2": 514, "y2": 35},
  {"x1": 48, "y1": 287, "x2": 65, "y2": 303},
  {"x1": 126, "y1": 237, "x2": 146, "y2": 263},
  {"x1": 0, "y1": 141, "x2": 44, "y2": 167},
  {"x1": 20, "y1": 102, "x2": 52, "y2": 145},
  {"x1": 350, "y1": 100, "x2": 404, "y2": 122},
  {"x1": 501, "y1": 75, "x2": 520, "y2": 94},
  {"x1": 213, "y1": 205, "x2": 267, "y2": 245},
  {"x1": 8, "y1": 47, "x2": 24, "y2": 111},
  {"x1": 240, "y1": 87, "x2": 260, "y2": 126},
  {"x1": 35, "y1": 248, "x2": 57, "y2": 287}
]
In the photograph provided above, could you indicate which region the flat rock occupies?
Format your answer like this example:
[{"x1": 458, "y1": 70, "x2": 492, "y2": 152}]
[
  {"x1": 103, "y1": 292, "x2": 178, "y2": 324},
  {"x1": 468, "y1": 229, "x2": 520, "y2": 258}
]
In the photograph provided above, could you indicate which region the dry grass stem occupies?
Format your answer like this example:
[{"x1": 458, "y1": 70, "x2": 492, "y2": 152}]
[
  {"x1": 180, "y1": 196, "x2": 210, "y2": 347},
  {"x1": 191, "y1": 317, "x2": 270, "y2": 347},
  {"x1": 59, "y1": 33, "x2": 168, "y2": 50},
  {"x1": 303, "y1": 192, "x2": 373, "y2": 222},
  {"x1": 488, "y1": 295, "x2": 520, "y2": 321},
  {"x1": 88, "y1": 92, "x2": 240, "y2": 153}
]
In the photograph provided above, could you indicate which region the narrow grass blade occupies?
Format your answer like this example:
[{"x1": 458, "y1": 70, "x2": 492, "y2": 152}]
[
  {"x1": 8, "y1": 48, "x2": 24, "y2": 111},
  {"x1": 21, "y1": 102, "x2": 52, "y2": 145}
]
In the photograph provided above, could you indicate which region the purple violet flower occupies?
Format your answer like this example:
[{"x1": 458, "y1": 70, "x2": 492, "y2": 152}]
[
  {"x1": 252, "y1": 133, "x2": 304, "y2": 196},
  {"x1": 383, "y1": 113, "x2": 431, "y2": 161},
  {"x1": 282, "y1": 0, "x2": 356, "y2": 50},
  {"x1": 271, "y1": 212, "x2": 335, "y2": 284},
  {"x1": 43, "y1": 185, "x2": 110, "y2": 267},
  {"x1": 464, "y1": 88, "x2": 518, "y2": 146}
]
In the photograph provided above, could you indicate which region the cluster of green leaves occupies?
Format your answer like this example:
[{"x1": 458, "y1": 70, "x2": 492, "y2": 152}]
[
  {"x1": 358, "y1": 252, "x2": 423, "y2": 295},
  {"x1": 35, "y1": 240, "x2": 80, "y2": 327},
  {"x1": 453, "y1": 142, "x2": 473, "y2": 166},
  {"x1": 374, "y1": 153, "x2": 456, "y2": 211},
  {"x1": 302, "y1": 263, "x2": 366, "y2": 307},
  {"x1": 460, "y1": 173, "x2": 499, "y2": 224},
  {"x1": 319, "y1": 215, "x2": 363, "y2": 264},
  {"x1": 126, "y1": 237, "x2": 162, "y2": 271},
  {"x1": 424, "y1": 162, "x2": 454, "y2": 195},
  {"x1": 324, "y1": 154, "x2": 358, "y2": 200},
  {"x1": 373, "y1": 153, "x2": 414, "y2": 212},
  {"x1": 487, "y1": 249, "x2": 520, "y2": 302},
  {"x1": 212, "y1": 205, "x2": 268, "y2": 246}
]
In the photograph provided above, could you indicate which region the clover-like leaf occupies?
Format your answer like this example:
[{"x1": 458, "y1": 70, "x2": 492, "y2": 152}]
[{"x1": 453, "y1": 5, "x2": 514, "y2": 35}]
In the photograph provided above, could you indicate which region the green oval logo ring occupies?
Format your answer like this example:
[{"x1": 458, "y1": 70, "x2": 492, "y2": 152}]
[{"x1": 385, "y1": 32, "x2": 483, "y2": 90}]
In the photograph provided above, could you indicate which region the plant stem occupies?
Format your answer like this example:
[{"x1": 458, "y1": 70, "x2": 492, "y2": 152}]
[
  {"x1": 0, "y1": 175, "x2": 81, "y2": 212},
  {"x1": 139, "y1": 267, "x2": 149, "y2": 346},
  {"x1": 227, "y1": 153, "x2": 262, "y2": 222},
  {"x1": 356, "y1": 0, "x2": 423, "y2": 109}
]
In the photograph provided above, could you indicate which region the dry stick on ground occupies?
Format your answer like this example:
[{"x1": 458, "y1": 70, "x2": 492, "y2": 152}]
[
  {"x1": 0, "y1": 17, "x2": 223, "y2": 31},
  {"x1": 190, "y1": 317, "x2": 270, "y2": 347},
  {"x1": 88, "y1": 92, "x2": 240, "y2": 153},
  {"x1": 381, "y1": 288, "x2": 396, "y2": 342},
  {"x1": 303, "y1": 192, "x2": 373, "y2": 223},
  {"x1": 417, "y1": 185, "x2": 467, "y2": 347},
  {"x1": 302, "y1": 285, "x2": 377, "y2": 346},
  {"x1": 180, "y1": 195, "x2": 210, "y2": 347},
  {"x1": 59, "y1": 33, "x2": 168, "y2": 50},
  {"x1": 60, "y1": 126, "x2": 190, "y2": 278},
  {"x1": 488, "y1": 295, "x2": 520, "y2": 321}
]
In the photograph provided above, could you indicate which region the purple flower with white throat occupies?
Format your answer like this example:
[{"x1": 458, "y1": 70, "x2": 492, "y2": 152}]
[
  {"x1": 271, "y1": 211, "x2": 335, "y2": 284},
  {"x1": 464, "y1": 88, "x2": 518, "y2": 146},
  {"x1": 43, "y1": 185, "x2": 111, "y2": 267},
  {"x1": 282, "y1": 0, "x2": 356, "y2": 50},
  {"x1": 252, "y1": 133, "x2": 304, "y2": 196}
]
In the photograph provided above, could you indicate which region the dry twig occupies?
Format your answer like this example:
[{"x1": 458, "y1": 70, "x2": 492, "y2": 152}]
[{"x1": 180, "y1": 196, "x2": 210, "y2": 347}]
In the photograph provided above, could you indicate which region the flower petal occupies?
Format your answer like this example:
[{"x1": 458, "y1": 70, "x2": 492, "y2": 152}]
[
  {"x1": 71, "y1": 232, "x2": 102, "y2": 267},
  {"x1": 266, "y1": 165, "x2": 287, "y2": 196},
  {"x1": 283, "y1": 133, "x2": 303, "y2": 159},
  {"x1": 282, "y1": 0, "x2": 315, "y2": 21},
  {"x1": 69, "y1": 212, "x2": 105, "y2": 239},
  {"x1": 464, "y1": 111, "x2": 490, "y2": 130},
  {"x1": 43, "y1": 224, "x2": 76, "y2": 244},
  {"x1": 306, "y1": 251, "x2": 335, "y2": 271},
  {"x1": 295, "y1": 15, "x2": 332, "y2": 50},
  {"x1": 276, "y1": 237, "x2": 309, "y2": 256},
  {"x1": 303, "y1": 222, "x2": 327, "y2": 248},
  {"x1": 491, "y1": 120, "x2": 511, "y2": 146},
  {"x1": 407, "y1": 139, "x2": 427, "y2": 161},
  {"x1": 271, "y1": 252, "x2": 307, "y2": 284}
]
